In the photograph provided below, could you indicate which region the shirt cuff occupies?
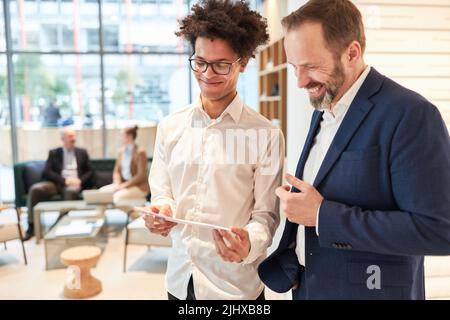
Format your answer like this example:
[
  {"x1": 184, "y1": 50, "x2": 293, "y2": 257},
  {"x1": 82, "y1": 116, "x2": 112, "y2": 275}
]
[
  {"x1": 151, "y1": 199, "x2": 177, "y2": 217},
  {"x1": 315, "y1": 202, "x2": 322, "y2": 236},
  {"x1": 240, "y1": 222, "x2": 268, "y2": 265},
  {"x1": 240, "y1": 233, "x2": 258, "y2": 265}
]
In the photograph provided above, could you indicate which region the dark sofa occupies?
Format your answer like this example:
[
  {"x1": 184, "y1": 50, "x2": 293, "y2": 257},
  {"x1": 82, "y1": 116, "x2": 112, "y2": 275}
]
[{"x1": 13, "y1": 158, "x2": 152, "y2": 208}]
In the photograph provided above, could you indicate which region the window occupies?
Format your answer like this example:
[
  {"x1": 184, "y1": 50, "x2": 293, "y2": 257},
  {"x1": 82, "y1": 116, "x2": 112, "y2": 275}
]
[
  {"x1": 13, "y1": 53, "x2": 102, "y2": 161},
  {"x1": 101, "y1": 0, "x2": 189, "y2": 54},
  {"x1": 103, "y1": 26, "x2": 119, "y2": 51},
  {"x1": 0, "y1": 4, "x2": 5, "y2": 52},
  {"x1": 0, "y1": 0, "x2": 260, "y2": 203},
  {"x1": 0, "y1": 55, "x2": 12, "y2": 202},
  {"x1": 104, "y1": 54, "x2": 189, "y2": 120},
  {"x1": 0, "y1": 5, "x2": 10, "y2": 201},
  {"x1": 10, "y1": 0, "x2": 100, "y2": 52},
  {"x1": 42, "y1": 25, "x2": 58, "y2": 50},
  {"x1": 86, "y1": 28, "x2": 99, "y2": 51}
]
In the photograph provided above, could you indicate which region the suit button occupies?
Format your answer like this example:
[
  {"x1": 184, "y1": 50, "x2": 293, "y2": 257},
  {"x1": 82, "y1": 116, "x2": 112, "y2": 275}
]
[{"x1": 332, "y1": 243, "x2": 339, "y2": 249}]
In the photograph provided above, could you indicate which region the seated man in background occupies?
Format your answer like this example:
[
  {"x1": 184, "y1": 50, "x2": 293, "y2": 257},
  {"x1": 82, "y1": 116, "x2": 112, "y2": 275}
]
[
  {"x1": 100, "y1": 125, "x2": 150, "y2": 204},
  {"x1": 24, "y1": 128, "x2": 94, "y2": 241}
]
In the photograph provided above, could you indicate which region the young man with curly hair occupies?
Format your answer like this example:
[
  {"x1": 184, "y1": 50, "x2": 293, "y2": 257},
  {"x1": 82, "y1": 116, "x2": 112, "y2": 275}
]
[{"x1": 144, "y1": 0, "x2": 285, "y2": 300}]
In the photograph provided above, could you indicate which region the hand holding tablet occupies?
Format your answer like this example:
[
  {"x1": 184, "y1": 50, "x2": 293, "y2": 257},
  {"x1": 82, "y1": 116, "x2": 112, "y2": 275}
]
[{"x1": 135, "y1": 206, "x2": 231, "y2": 232}]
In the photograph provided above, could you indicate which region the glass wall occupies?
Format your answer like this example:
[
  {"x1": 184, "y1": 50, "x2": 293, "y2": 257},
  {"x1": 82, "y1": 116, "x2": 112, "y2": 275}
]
[
  {"x1": 9, "y1": 0, "x2": 100, "y2": 52},
  {"x1": 0, "y1": 0, "x2": 193, "y2": 202},
  {"x1": 104, "y1": 53, "x2": 190, "y2": 157},
  {"x1": 5, "y1": 0, "x2": 191, "y2": 165},
  {"x1": 0, "y1": 2, "x2": 10, "y2": 202},
  {"x1": 13, "y1": 53, "x2": 103, "y2": 161},
  {"x1": 0, "y1": 3, "x2": 5, "y2": 51},
  {"x1": 101, "y1": 0, "x2": 188, "y2": 53},
  {"x1": 0, "y1": 54, "x2": 13, "y2": 202},
  {"x1": 0, "y1": 0, "x2": 261, "y2": 202}
]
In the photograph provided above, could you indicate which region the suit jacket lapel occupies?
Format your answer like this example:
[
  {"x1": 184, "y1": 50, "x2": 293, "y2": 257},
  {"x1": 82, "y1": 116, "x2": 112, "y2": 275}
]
[
  {"x1": 294, "y1": 110, "x2": 323, "y2": 184},
  {"x1": 280, "y1": 110, "x2": 323, "y2": 248},
  {"x1": 313, "y1": 68, "x2": 384, "y2": 188},
  {"x1": 279, "y1": 68, "x2": 385, "y2": 250},
  {"x1": 56, "y1": 147, "x2": 63, "y2": 172}
]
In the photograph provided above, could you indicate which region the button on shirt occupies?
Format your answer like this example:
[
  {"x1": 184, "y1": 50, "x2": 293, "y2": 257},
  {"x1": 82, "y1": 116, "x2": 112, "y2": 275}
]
[
  {"x1": 149, "y1": 94, "x2": 285, "y2": 299},
  {"x1": 121, "y1": 144, "x2": 133, "y2": 181},
  {"x1": 61, "y1": 148, "x2": 78, "y2": 180},
  {"x1": 295, "y1": 66, "x2": 371, "y2": 266}
]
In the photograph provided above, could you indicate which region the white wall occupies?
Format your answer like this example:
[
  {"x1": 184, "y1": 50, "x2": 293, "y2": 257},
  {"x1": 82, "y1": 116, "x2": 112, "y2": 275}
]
[
  {"x1": 261, "y1": 0, "x2": 312, "y2": 174},
  {"x1": 262, "y1": 0, "x2": 288, "y2": 44},
  {"x1": 285, "y1": 0, "x2": 312, "y2": 174},
  {"x1": 355, "y1": 0, "x2": 450, "y2": 129}
]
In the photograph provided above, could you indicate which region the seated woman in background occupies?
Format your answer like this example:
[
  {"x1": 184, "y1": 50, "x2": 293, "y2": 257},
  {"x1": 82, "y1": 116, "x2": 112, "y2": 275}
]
[{"x1": 101, "y1": 126, "x2": 150, "y2": 203}]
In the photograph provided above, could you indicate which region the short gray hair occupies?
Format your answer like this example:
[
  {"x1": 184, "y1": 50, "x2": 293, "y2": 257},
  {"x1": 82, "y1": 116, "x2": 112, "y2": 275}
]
[{"x1": 60, "y1": 127, "x2": 76, "y2": 139}]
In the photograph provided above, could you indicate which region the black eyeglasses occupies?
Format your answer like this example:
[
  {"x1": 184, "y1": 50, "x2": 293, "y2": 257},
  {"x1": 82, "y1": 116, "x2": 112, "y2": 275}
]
[{"x1": 189, "y1": 55, "x2": 241, "y2": 75}]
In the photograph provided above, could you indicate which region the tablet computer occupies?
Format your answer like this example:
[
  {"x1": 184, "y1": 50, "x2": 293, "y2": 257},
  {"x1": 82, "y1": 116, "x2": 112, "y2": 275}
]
[{"x1": 134, "y1": 207, "x2": 231, "y2": 232}]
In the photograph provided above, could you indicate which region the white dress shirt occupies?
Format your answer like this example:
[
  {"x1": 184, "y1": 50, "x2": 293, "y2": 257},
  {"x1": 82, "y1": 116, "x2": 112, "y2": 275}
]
[
  {"x1": 61, "y1": 147, "x2": 78, "y2": 180},
  {"x1": 149, "y1": 94, "x2": 284, "y2": 299},
  {"x1": 295, "y1": 66, "x2": 371, "y2": 266},
  {"x1": 121, "y1": 144, "x2": 133, "y2": 181}
]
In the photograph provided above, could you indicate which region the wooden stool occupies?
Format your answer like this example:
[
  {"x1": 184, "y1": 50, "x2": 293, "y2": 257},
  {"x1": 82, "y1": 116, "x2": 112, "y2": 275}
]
[{"x1": 60, "y1": 246, "x2": 102, "y2": 298}]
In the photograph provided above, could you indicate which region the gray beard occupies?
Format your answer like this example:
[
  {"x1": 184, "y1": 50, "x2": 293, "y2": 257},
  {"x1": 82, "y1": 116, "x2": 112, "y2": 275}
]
[
  {"x1": 309, "y1": 85, "x2": 339, "y2": 111},
  {"x1": 309, "y1": 60, "x2": 346, "y2": 111}
]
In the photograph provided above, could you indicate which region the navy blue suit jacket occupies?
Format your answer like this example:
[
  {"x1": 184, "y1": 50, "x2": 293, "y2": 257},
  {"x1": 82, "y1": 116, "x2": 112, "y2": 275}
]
[
  {"x1": 43, "y1": 147, "x2": 94, "y2": 190},
  {"x1": 258, "y1": 68, "x2": 450, "y2": 299}
]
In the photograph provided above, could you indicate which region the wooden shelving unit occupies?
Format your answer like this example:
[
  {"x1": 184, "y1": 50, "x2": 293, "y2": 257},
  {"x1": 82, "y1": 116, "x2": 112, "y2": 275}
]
[{"x1": 258, "y1": 38, "x2": 287, "y2": 143}]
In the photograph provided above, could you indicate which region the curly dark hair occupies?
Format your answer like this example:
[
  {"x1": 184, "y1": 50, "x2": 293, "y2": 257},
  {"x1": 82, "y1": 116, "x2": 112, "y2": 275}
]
[{"x1": 175, "y1": 0, "x2": 269, "y2": 59}]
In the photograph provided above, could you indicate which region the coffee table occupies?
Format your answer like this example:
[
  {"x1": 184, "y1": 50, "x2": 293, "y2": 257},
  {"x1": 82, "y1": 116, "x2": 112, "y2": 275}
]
[
  {"x1": 33, "y1": 201, "x2": 96, "y2": 244},
  {"x1": 44, "y1": 214, "x2": 107, "y2": 270},
  {"x1": 34, "y1": 199, "x2": 147, "y2": 244}
]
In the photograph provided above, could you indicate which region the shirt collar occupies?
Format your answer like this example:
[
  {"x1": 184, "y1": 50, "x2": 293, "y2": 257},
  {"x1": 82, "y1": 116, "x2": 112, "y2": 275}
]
[
  {"x1": 63, "y1": 147, "x2": 74, "y2": 154},
  {"x1": 125, "y1": 144, "x2": 134, "y2": 152},
  {"x1": 324, "y1": 66, "x2": 371, "y2": 121},
  {"x1": 194, "y1": 93, "x2": 244, "y2": 124}
]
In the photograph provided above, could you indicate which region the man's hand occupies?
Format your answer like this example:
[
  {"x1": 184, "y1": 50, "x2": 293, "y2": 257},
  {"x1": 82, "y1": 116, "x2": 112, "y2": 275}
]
[
  {"x1": 143, "y1": 204, "x2": 177, "y2": 237},
  {"x1": 275, "y1": 173, "x2": 324, "y2": 226},
  {"x1": 213, "y1": 227, "x2": 251, "y2": 263},
  {"x1": 114, "y1": 183, "x2": 127, "y2": 192},
  {"x1": 110, "y1": 183, "x2": 120, "y2": 192},
  {"x1": 119, "y1": 183, "x2": 127, "y2": 190},
  {"x1": 65, "y1": 178, "x2": 81, "y2": 187}
]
